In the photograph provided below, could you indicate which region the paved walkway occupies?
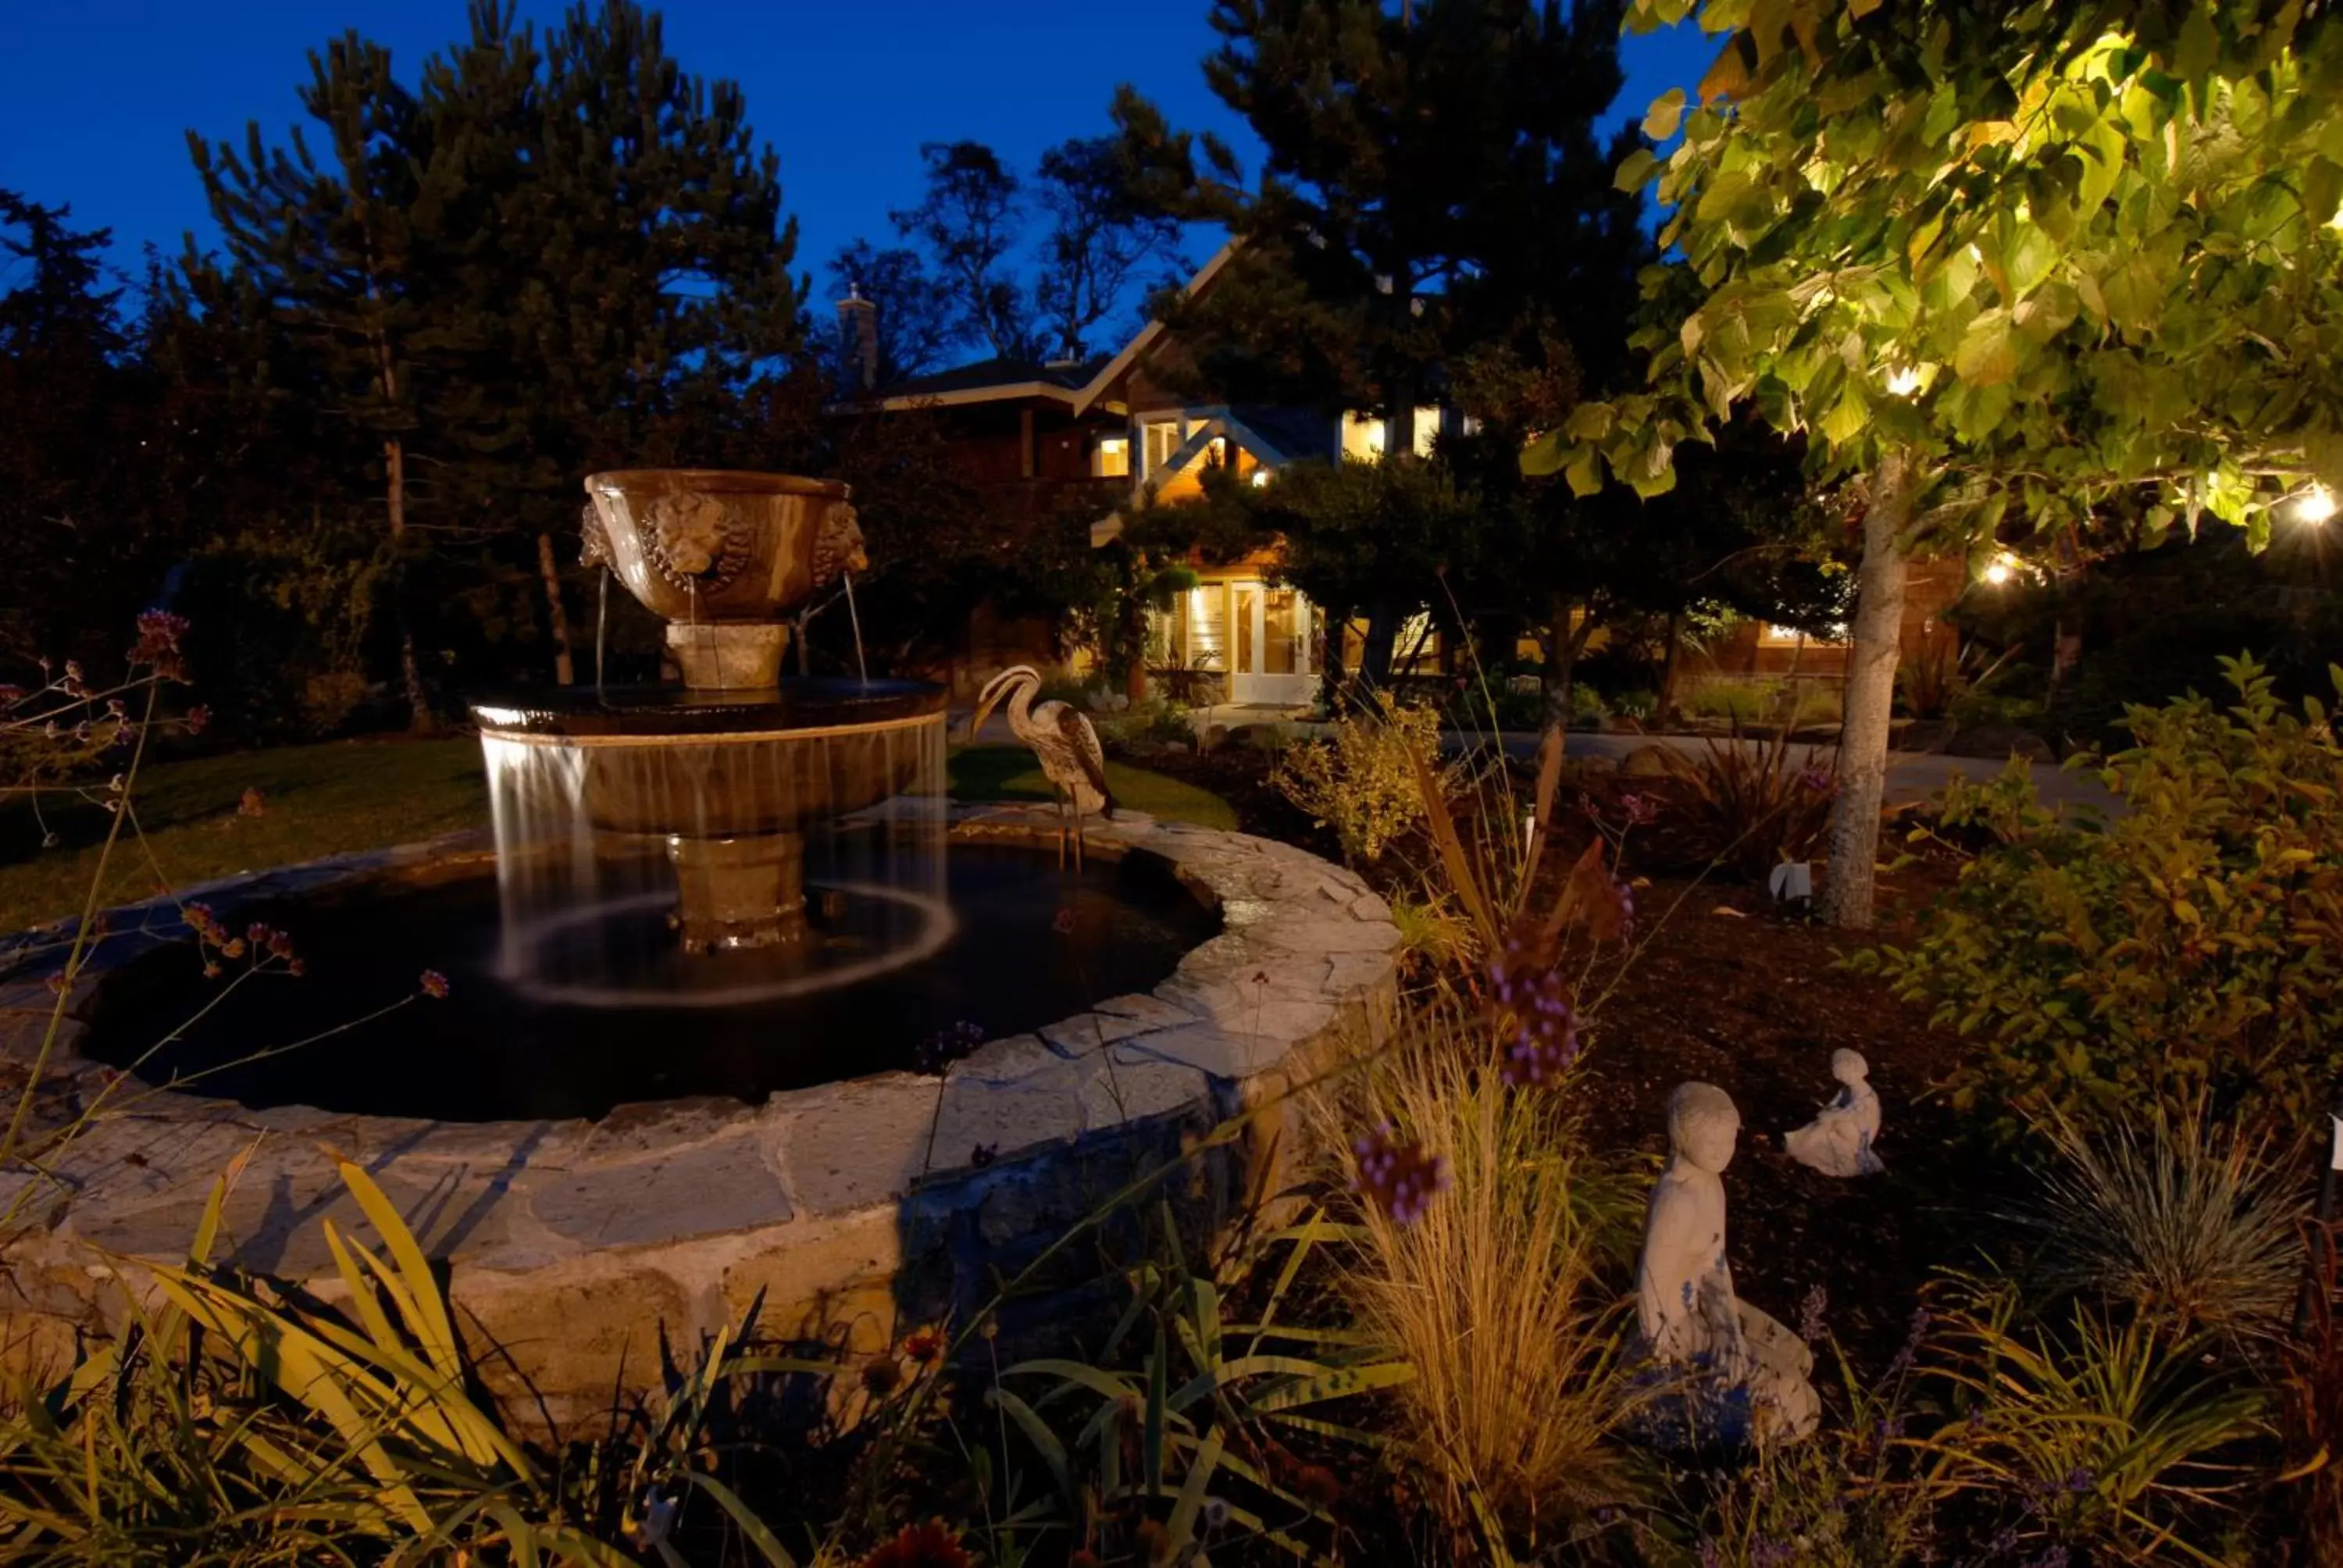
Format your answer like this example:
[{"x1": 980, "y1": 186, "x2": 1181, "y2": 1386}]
[{"x1": 954, "y1": 703, "x2": 2117, "y2": 818}]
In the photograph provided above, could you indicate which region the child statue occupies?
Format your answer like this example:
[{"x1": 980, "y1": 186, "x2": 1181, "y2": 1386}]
[
  {"x1": 1784, "y1": 1049, "x2": 1885, "y2": 1177},
  {"x1": 1635, "y1": 1082, "x2": 1819, "y2": 1442}
]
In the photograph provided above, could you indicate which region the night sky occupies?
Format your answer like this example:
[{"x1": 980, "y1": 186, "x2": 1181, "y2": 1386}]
[{"x1": 1, "y1": 0, "x2": 1716, "y2": 317}]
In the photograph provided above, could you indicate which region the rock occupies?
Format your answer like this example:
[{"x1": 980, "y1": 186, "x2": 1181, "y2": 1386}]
[{"x1": 1620, "y1": 743, "x2": 1699, "y2": 779}]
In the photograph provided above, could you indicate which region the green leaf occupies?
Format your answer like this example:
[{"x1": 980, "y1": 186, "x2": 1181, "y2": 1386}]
[
  {"x1": 2171, "y1": 6, "x2": 2220, "y2": 81},
  {"x1": 1520, "y1": 429, "x2": 1569, "y2": 478},
  {"x1": 1564, "y1": 446, "x2": 1603, "y2": 497},
  {"x1": 1953, "y1": 307, "x2": 2020, "y2": 387},
  {"x1": 1614, "y1": 147, "x2": 1659, "y2": 193},
  {"x1": 1643, "y1": 88, "x2": 1686, "y2": 143}
]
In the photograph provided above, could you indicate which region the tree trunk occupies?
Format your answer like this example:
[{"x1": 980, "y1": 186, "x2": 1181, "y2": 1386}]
[
  {"x1": 1541, "y1": 593, "x2": 1592, "y2": 746},
  {"x1": 1359, "y1": 602, "x2": 1401, "y2": 690},
  {"x1": 1658, "y1": 608, "x2": 1685, "y2": 724},
  {"x1": 1820, "y1": 452, "x2": 1918, "y2": 929},
  {"x1": 1319, "y1": 604, "x2": 1353, "y2": 711},
  {"x1": 383, "y1": 435, "x2": 434, "y2": 736},
  {"x1": 537, "y1": 532, "x2": 576, "y2": 685}
]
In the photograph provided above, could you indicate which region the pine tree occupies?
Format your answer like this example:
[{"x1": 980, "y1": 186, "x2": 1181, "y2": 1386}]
[{"x1": 1117, "y1": 0, "x2": 1650, "y2": 693}]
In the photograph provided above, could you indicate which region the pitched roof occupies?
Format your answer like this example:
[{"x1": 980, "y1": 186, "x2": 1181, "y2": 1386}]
[
  {"x1": 859, "y1": 242, "x2": 1240, "y2": 414},
  {"x1": 876, "y1": 355, "x2": 1111, "y2": 401}
]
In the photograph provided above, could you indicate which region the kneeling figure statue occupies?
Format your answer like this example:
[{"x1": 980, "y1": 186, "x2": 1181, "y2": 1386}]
[{"x1": 1634, "y1": 1082, "x2": 1820, "y2": 1444}]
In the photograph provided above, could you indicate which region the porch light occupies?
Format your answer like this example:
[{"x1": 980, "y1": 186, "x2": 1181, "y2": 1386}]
[{"x1": 2290, "y1": 484, "x2": 2336, "y2": 526}]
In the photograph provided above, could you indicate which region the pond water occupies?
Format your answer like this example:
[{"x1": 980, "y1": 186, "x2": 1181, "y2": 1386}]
[{"x1": 81, "y1": 846, "x2": 1217, "y2": 1122}]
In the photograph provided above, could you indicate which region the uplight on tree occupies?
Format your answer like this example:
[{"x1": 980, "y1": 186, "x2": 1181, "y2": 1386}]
[
  {"x1": 1882, "y1": 365, "x2": 1924, "y2": 398},
  {"x1": 2291, "y1": 486, "x2": 2338, "y2": 526},
  {"x1": 1530, "y1": 0, "x2": 2343, "y2": 928}
]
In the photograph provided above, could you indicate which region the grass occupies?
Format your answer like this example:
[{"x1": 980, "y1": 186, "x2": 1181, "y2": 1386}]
[
  {"x1": 0, "y1": 738, "x2": 1238, "y2": 933},
  {"x1": 0, "y1": 739, "x2": 487, "y2": 933},
  {"x1": 946, "y1": 744, "x2": 1239, "y2": 830}
]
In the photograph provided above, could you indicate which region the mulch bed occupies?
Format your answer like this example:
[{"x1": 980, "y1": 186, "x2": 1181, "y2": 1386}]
[{"x1": 1136, "y1": 739, "x2": 2027, "y2": 1375}]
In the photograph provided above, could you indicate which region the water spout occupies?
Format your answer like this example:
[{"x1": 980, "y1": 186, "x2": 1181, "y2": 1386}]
[{"x1": 843, "y1": 569, "x2": 869, "y2": 686}]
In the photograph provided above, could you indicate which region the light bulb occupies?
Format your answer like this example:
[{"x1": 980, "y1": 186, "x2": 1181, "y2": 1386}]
[
  {"x1": 1884, "y1": 365, "x2": 1924, "y2": 397},
  {"x1": 1981, "y1": 550, "x2": 2021, "y2": 586},
  {"x1": 1250, "y1": 469, "x2": 1271, "y2": 488},
  {"x1": 2293, "y1": 485, "x2": 2337, "y2": 526}
]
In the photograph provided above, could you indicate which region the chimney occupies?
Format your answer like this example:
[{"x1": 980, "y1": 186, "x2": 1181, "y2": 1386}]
[{"x1": 835, "y1": 283, "x2": 879, "y2": 396}]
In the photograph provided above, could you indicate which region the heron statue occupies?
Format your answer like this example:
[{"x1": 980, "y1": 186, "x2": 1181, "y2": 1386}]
[{"x1": 968, "y1": 665, "x2": 1116, "y2": 868}]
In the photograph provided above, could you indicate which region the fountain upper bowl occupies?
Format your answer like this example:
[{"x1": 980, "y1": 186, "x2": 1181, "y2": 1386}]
[{"x1": 582, "y1": 468, "x2": 865, "y2": 625}]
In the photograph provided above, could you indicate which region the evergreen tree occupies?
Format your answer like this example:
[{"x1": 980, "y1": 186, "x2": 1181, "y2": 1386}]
[{"x1": 1115, "y1": 0, "x2": 1651, "y2": 693}]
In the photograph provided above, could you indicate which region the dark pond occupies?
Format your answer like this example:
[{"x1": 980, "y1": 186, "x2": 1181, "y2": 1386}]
[{"x1": 80, "y1": 846, "x2": 1216, "y2": 1123}]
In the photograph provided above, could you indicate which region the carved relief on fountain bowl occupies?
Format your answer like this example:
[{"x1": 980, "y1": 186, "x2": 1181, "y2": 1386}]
[{"x1": 580, "y1": 469, "x2": 865, "y2": 622}]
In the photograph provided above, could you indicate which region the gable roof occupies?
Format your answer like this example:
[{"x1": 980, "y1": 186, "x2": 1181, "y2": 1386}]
[{"x1": 861, "y1": 242, "x2": 1239, "y2": 415}]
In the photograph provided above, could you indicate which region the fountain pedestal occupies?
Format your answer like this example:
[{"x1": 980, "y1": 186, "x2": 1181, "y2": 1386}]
[{"x1": 668, "y1": 831, "x2": 808, "y2": 952}]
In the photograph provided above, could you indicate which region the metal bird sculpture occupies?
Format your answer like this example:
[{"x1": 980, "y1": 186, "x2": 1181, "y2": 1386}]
[{"x1": 968, "y1": 665, "x2": 1117, "y2": 868}]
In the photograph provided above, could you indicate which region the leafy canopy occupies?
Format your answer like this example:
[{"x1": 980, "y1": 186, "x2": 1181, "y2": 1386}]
[{"x1": 1534, "y1": 0, "x2": 2343, "y2": 549}]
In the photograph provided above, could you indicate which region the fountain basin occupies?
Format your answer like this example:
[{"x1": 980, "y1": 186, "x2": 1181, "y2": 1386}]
[{"x1": 0, "y1": 807, "x2": 1400, "y2": 1429}]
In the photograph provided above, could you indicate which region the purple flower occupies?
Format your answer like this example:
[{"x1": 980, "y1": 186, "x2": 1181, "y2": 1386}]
[
  {"x1": 1352, "y1": 1122, "x2": 1449, "y2": 1224},
  {"x1": 1486, "y1": 935, "x2": 1581, "y2": 1085},
  {"x1": 1798, "y1": 1282, "x2": 1828, "y2": 1342},
  {"x1": 1617, "y1": 791, "x2": 1660, "y2": 826},
  {"x1": 1798, "y1": 764, "x2": 1836, "y2": 795},
  {"x1": 419, "y1": 969, "x2": 450, "y2": 1000}
]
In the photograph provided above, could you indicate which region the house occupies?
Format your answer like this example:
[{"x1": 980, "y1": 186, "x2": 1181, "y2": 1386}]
[
  {"x1": 839, "y1": 249, "x2": 1964, "y2": 712},
  {"x1": 840, "y1": 247, "x2": 1470, "y2": 707}
]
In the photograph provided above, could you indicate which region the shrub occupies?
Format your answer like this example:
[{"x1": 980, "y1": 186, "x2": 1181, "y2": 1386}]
[
  {"x1": 1672, "y1": 729, "x2": 1838, "y2": 882},
  {"x1": 1685, "y1": 679, "x2": 1772, "y2": 724},
  {"x1": 1928, "y1": 1281, "x2": 2270, "y2": 1566},
  {"x1": 2002, "y1": 1107, "x2": 2304, "y2": 1341},
  {"x1": 1863, "y1": 655, "x2": 2343, "y2": 1133},
  {"x1": 2279, "y1": 1218, "x2": 2343, "y2": 1563},
  {"x1": 1092, "y1": 693, "x2": 1193, "y2": 750},
  {"x1": 1311, "y1": 1001, "x2": 1641, "y2": 1542},
  {"x1": 1271, "y1": 692, "x2": 1456, "y2": 864}
]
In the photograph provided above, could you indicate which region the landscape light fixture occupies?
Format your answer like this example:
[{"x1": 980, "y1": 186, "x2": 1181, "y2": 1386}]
[
  {"x1": 1981, "y1": 550, "x2": 2022, "y2": 586},
  {"x1": 2291, "y1": 484, "x2": 2337, "y2": 526},
  {"x1": 1250, "y1": 469, "x2": 1271, "y2": 487},
  {"x1": 1883, "y1": 364, "x2": 1924, "y2": 397}
]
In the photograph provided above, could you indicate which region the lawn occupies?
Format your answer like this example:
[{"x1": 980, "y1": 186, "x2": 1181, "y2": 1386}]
[
  {"x1": 0, "y1": 739, "x2": 490, "y2": 934},
  {"x1": 0, "y1": 737, "x2": 1236, "y2": 934},
  {"x1": 945, "y1": 744, "x2": 1239, "y2": 832}
]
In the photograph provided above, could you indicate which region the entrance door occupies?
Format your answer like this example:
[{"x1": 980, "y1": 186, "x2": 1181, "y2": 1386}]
[{"x1": 1225, "y1": 582, "x2": 1315, "y2": 706}]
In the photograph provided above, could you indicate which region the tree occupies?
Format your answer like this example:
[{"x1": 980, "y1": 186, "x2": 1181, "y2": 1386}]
[
  {"x1": 890, "y1": 141, "x2": 1037, "y2": 362},
  {"x1": 179, "y1": 0, "x2": 806, "y2": 706},
  {"x1": 0, "y1": 194, "x2": 141, "y2": 666},
  {"x1": 1032, "y1": 135, "x2": 1188, "y2": 361},
  {"x1": 183, "y1": 30, "x2": 440, "y2": 728},
  {"x1": 1115, "y1": 0, "x2": 1649, "y2": 693},
  {"x1": 826, "y1": 240, "x2": 961, "y2": 384},
  {"x1": 1543, "y1": 0, "x2": 2343, "y2": 925}
]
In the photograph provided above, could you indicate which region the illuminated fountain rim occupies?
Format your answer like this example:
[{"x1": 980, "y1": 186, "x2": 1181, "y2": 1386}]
[
  {"x1": 494, "y1": 881, "x2": 958, "y2": 1008},
  {"x1": 469, "y1": 676, "x2": 947, "y2": 742},
  {"x1": 2, "y1": 807, "x2": 1403, "y2": 1434}
]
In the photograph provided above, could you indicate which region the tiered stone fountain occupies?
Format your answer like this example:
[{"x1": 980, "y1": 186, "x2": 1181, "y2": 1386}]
[{"x1": 0, "y1": 470, "x2": 1403, "y2": 1427}]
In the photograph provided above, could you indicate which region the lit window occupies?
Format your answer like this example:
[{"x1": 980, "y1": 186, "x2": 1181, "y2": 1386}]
[
  {"x1": 1143, "y1": 419, "x2": 1186, "y2": 475},
  {"x1": 1093, "y1": 435, "x2": 1129, "y2": 479}
]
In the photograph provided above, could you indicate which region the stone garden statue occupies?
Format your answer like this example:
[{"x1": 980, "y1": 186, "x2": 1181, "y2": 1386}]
[
  {"x1": 1785, "y1": 1048, "x2": 1885, "y2": 1177},
  {"x1": 1635, "y1": 1082, "x2": 1820, "y2": 1442}
]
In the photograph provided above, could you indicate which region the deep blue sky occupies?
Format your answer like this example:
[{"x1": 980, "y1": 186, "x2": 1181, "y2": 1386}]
[{"x1": 1, "y1": 1, "x2": 1714, "y2": 312}]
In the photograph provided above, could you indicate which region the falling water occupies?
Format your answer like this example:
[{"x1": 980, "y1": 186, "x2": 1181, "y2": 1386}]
[
  {"x1": 482, "y1": 713, "x2": 951, "y2": 1007},
  {"x1": 594, "y1": 568, "x2": 610, "y2": 699},
  {"x1": 842, "y1": 569, "x2": 869, "y2": 686}
]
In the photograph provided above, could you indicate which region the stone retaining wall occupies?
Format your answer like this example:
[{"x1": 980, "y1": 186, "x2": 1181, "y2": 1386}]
[{"x1": 0, "y1": 806, "x2": 1399, "y2": 1427}]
